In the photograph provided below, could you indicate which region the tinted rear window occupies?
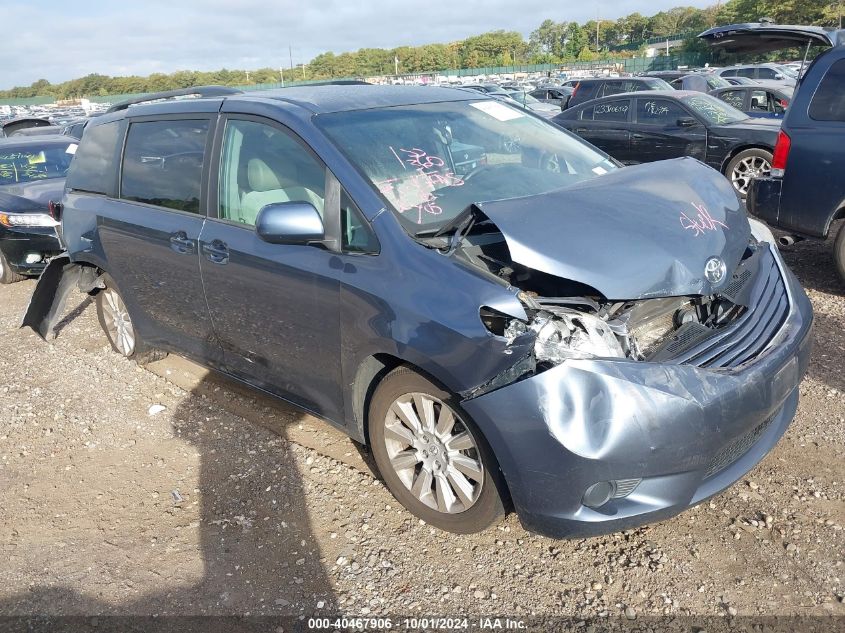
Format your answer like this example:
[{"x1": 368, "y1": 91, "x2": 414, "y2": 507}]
[
  {"x1": 66, "y1": 120, "x2": 121, "y2": 195},
  {"x1": 809, "y1": 59, "x2": 845, "y2": 122},
  {"x1": 120, "y1": 119, "x2": 209, "y2": 213}
]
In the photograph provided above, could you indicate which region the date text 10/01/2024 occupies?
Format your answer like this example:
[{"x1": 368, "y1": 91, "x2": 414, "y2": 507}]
[{"x1": 307, "y1": 617, "x2": 527, "y2": 630}]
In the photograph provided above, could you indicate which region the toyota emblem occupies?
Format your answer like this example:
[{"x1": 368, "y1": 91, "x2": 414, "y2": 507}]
[{"x1": 704, "y1": 256, "x2": 727, "y2": 285}]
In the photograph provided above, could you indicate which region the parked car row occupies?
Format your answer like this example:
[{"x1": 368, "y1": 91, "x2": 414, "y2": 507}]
[{"x1": 0, "y1": 81, "x2": 814, "y2": 541}]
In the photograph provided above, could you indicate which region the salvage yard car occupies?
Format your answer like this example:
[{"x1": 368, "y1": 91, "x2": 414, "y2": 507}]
[
  {"x1": 0, "y1": 135, "x2": 72, "y2": 283},
  {"x1": 553, "y1": 90, "x2": 781, "y2": 197},
  {"x1": 24, "y1": 85, "x2": 813, "y2": 538},
  {"x1": 699, "y1": 22, "x2": 845, "y2": 281}
]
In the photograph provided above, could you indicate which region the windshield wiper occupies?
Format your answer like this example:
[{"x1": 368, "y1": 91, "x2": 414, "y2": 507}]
[
  {"x1": 415, "y1": 204, "x2": 479, "y2": 254},
  {"x1": 415, "y1": 204, "x2": 476, "y2": 238}
]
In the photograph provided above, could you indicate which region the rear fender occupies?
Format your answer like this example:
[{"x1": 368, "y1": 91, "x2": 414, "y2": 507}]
[{"x1": 20, "y1": 256, "x2": 104, "y2": 340}]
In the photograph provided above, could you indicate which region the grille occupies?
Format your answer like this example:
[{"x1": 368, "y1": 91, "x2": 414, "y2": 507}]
[
  {"x1": 705, "y1": 412, "x2": 776, "y2": 478},
  {"x1": 672, "y1": 248, "x2": 789, "y2": 369}
]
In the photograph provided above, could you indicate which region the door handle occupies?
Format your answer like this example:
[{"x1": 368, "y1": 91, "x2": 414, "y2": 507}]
[
  {"x1": 631, "y1": 133, "x2": 646, "y2": 140},
  {"x1": 573, "y1": 128, "x2": 587, "y2": 134},
  {"x1": 202, "y1": 240, "x2": 229, "y2": 265},
  {"x1": 169, "y1": 231, "x2": 194, "y2": 254}
]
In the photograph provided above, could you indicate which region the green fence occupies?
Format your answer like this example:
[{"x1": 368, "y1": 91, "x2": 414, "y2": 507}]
[{"x1": 0, "y1": 52, "x2": 715, "y2": 106}]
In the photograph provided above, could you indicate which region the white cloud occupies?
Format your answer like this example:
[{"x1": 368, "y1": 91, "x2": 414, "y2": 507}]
[{"x1": 2, "y1": 0, "x2": 714, "y2": 89}]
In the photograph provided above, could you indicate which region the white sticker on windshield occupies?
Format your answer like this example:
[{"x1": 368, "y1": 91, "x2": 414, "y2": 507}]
[
  {"x1": 592, "y1": 166, "x2": 608, "y2": 175},
  {"x1": 65, "y1": 143, "x2": 78, "y2": 155},
  {"x1": 469, "y1": 101, "x2": 524, "y2": 121}
]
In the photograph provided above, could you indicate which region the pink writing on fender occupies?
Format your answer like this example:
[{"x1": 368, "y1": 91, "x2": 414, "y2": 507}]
[
  {"x1": 379, "y1": 146, "x2": 465, "y2": 223},
  {"x1": 679, "y1": 203, "x2": 728, "y2": 237}
]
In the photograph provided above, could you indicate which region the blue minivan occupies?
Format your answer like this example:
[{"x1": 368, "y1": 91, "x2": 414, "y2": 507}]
[{"x1": 25, "y1": 85, "x2": 813, "y2": 537}]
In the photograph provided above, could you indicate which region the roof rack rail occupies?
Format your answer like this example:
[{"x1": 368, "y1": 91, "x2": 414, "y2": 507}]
[{"x1": 106, "y1": 85, "x2": 242, "y2": 113}]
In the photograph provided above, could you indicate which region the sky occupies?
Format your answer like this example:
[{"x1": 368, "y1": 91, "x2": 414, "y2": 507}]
[{"x1": 2, "y1": 0, "x2": 714, "y2": 90}]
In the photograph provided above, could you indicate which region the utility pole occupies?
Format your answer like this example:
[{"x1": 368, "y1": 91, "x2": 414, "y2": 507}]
[
  {"x1": 596, "y1": 6, "x2": 601, "y2": 52},
  {"x1": 279, "y1": 66, "x2": 284, "y2": 87},
  {"x1": 289, "y1": 45, "x2": 294, "y2": 74},
  {"x1": 245, "y1": 70, "x2": 250, "y2": 83}
]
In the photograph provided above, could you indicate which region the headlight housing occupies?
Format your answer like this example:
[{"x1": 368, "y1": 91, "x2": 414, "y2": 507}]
[
  {"x1": 533, "y1": 312, "x2": 625, "y2": 363},
  {"x1": 0, "y1": 212, "x2": 59, "y2": 228},
  {"x1": 503, "y1": 310, "x2": 625, "y2": 364}
]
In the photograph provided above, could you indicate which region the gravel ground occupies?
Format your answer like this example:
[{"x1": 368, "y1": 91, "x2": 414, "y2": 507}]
[{"x1": 0, "y1": 233, "x2": 843, "y2": 623}]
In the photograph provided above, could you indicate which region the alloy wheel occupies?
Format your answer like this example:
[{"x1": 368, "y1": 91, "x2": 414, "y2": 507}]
[
  {"x1": 101, "y1": 288, "x2": 136, "y2": 356},
  {"x1": 731, "y1": 155, "x2": 771, "y2": 196},
  {"x1": 382, "y1": 393, "x2": 484, "y2": 514}
]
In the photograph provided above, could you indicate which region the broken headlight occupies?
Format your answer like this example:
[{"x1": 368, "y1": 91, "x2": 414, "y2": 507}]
[{"x1": 504, "y1": 311, "x2": 624, "y2": 364}]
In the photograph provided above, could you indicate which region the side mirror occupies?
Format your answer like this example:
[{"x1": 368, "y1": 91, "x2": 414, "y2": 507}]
[
  {"x1": 677, "y1": 117, "x2": 697, "y2": 127},
  {"x1": 256, "y1": 202, "x2": 324, "y2": 245},
  {"x1": 774, "y1": 73, "x2": 784, "y2": 80}
]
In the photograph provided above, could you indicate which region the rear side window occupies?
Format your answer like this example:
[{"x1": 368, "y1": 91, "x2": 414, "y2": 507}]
[
  {"x1": 120, "y1": 119, "x2": 209, "y2": 213},
  {"x1": 583, "y1": 99, "x2": 630, "y2": 122},
  {"x1": 719, "y1": 90, "x2": 746, "y2": 110},
  {"x1": 600, "y1": 82, "x2": 625, "y2": 98},
  {"x1": 66, "y1": 121, "x2": 121, "y2": 195},
  {"x1": 809, "y1": 59, "x2": 845, "y2": 122}
]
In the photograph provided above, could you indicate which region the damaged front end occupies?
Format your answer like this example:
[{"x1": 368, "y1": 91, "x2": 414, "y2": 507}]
[
  {"x1": 441, "y1": 160, "x2": 782, "y2": 399},
  {"x1": 464, "y1": 236, "x2": 767, "y2": 398}
]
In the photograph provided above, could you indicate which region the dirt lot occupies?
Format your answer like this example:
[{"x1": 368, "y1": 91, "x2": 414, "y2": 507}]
[{"x1": 0, "y1": 232, "x2": 843, "y2": 625}]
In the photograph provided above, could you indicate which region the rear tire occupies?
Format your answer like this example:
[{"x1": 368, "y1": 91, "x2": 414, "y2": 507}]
[
  {"x1": 368, "y1": 366, "x2": 505, "y2": 534},
  {"x1": 834, "y1": 223, "x2": 845, "y2": 282},
  {"x1": 95, "y1": 274, "x2": 165, "y2": 364},
  {"x1": 725, "y1": 148, "x2": 772, "y2": 198},
  {"x1": 0, "y1": 250, "x2": 26, "y2": 284}
]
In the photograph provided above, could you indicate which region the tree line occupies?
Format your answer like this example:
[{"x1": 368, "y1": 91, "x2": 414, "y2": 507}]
[{"x1": 2, "y1": 0, "x2": 840, "y2": 100}]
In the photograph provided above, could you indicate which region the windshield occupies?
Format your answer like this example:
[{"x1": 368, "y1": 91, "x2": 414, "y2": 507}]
[
  {"x1": 0, "y1": 143, "x2": 74, "y2": 185},
  {"x1": 510, "y1": 92, "x2": 541, "y2": 105},
  {"x1": 681, "y1": 94, "x2": 749, "y2": 124},
  {"x1": 319, "y1": 99, "x2": 616, "y2": 234},
  {"x1": 776, "y1": 64, "x2": 799, "y2": 79}
]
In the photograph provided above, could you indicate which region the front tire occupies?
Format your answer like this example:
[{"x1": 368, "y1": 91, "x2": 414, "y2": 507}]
[
  {"x1": 834, "y1": 223, "x2": 845, "y2": 282},
  {"x1": 0, "y1": 250, "x2": 26, "y2": 284},
  {"x1": 369, "y1": 367, "x2": 505, "y2": 534},
  {"x1": 725, "y1": 148, "x2": 772, "y2": 198}
]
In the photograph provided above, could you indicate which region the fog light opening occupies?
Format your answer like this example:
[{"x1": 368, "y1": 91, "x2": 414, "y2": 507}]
[
  {"x1": 24, "y1": 253, "x2": 42, "y2": 265},
  {"x1": 583, "y1": 481, "x2": 617, "y2": 509}
]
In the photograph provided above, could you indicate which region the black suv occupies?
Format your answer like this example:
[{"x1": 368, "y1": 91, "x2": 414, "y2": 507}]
[
  {"x1": 567, "y1": 77, "x2": 673, "y2": 109},
  {"x1": 700, "y1": 23, "x2": 845, "y2": 280}
]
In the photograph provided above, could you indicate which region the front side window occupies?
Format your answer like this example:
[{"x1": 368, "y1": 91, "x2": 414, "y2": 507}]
[
  {"x1": 636, "y1": 99, "x2": 687, "y2": 126},
  {"x1": 757, "y1": 67, "x2": 777, "y2": 79},
  {"x1": 749, "y1": 90, "x2": 772, "y2": 112},
  {"x1": 600, "y1": 82, "x2": 625, "y2": 97},
  {"x1": 318, "y1": 99, "x2": 615, "y2": 234},
  {"x1": 120, "y1": 119, "x2": 209, "y2": 213},
  {"x1": 809, "y1": 59, "x2": 845, "y2": 122},
  {"x1": 218, "y1": 119, "x2": 326, "y2": 226},
  {"x1": 0, "y1": 142, "x2": 74, "y2": 185}
]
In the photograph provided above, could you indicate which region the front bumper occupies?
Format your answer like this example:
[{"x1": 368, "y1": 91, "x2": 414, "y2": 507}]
[
  {"x1": 462, "y1": 246, "x2": 813, "y2": 538},
  {"x1": 0, "y1": 229, "x2": 62, "y2": 275}
]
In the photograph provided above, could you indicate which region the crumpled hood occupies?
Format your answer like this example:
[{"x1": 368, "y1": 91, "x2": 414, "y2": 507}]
[{"x1": 475, "y1": 158, "x2": 751, "y2": 300}]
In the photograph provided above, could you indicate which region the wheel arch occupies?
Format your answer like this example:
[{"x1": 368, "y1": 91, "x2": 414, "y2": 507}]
[
  {"x1": 720, "y1": 143, "x2": 774, "y2": 175},
  {"x1": 351, "y1": 353, "x2": 448, "y2": 446}
]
